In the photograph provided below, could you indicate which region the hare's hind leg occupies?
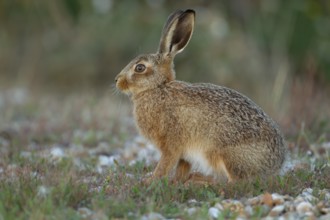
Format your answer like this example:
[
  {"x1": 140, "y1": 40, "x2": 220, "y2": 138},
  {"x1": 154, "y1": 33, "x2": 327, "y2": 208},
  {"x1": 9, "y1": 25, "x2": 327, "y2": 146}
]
[
  {"x1": 206, "y1": 150, "x2": 234, "y2": 182},
  {"x1": 173, "y1": 159, "x2": 191, "y2": 182},
  {"x1": 184, "y1": 173, "x2": 216, "y2": 185}
]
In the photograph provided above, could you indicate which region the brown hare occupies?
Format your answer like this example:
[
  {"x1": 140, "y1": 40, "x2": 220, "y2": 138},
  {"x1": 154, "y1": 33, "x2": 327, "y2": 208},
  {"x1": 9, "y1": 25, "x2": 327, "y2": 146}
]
[{"x1": 115, "y1": 9, "x2": 286, "y2": 183}]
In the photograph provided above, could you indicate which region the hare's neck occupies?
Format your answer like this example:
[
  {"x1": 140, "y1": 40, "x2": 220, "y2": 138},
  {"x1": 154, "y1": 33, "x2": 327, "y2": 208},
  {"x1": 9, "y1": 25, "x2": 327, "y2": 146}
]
[
  {"x1": 131, "y1": 84, "x2": 166, "y2": 101},
  {"x1": 132, "y1": 88, "x2": 165, "y2": 142}
]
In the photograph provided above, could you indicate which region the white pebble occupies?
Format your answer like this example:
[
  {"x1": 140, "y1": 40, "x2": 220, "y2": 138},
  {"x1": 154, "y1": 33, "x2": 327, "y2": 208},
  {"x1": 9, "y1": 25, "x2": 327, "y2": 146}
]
[
  {"x1": 208, "y1": 207, "x2": 221, "y2": 219},
  {"x1": 188, "y1": 199, "x2": 197, "y2": 203},
  {"x1": 321, "y1": 207, "x2": 330, "y2": 214},
  {"x1": 305, "y1": 211, "x2": 315, "y2": 217},
  {"x1": 302, "y1": 188, "x2": 313, "y2": 194},
  {"x1": 20, "y1": 151, "x2": 32, "y2": 158},
  {"x1": 294, "y1": 196, "x2": 304, "y2": 204},
  {"x1": 37, "y1": 185, "x2": 49, "y2": 197},
  {"x1": 272, "y1": 193, "x2": 285, "y2": 205},
  {"x1": 320, "y1": 213, "x2": 330, "y2": 220},
  {"x1": 301, "y1": 188, "x2": 317, "y2": 202},
  {"x1": 320, "y1": 189, "x2": 330, "y2": 200},
  {"x1": 244, "y1": 205, "x2": 254, "y2": 216},
  {"x1": 125, "y1": 173, "x2": 135, "y2": 179},
  {"x1": 247, "y1": 196, "x2": 260, "y2": 205},
  {"x1": 214, "y1": 203, "x2": 224, "y2": 211},
  {"x1": 50, "y1": 147, "x2": 65, "y2": 158},
  {"x1": 98, "y1": 155, "x2": 118, "y2": 167},
  {"x1": 141, "y1": 212, "x2": 165, "y2": 220},
  {"x1": 296, "y1": 201, "x2": 313, "y2": 214},
  {"x1": 269, "y1": 205, "x2": 285, "y2": 217},
  {"x1": 185, "y1": 207, "x2": 197, "y2": 216}
]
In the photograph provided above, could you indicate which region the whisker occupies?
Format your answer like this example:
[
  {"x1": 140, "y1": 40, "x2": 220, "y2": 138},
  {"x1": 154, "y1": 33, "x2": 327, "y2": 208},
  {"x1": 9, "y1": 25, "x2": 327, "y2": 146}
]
[{"x1": 108, "y1": 83, "x2": 120, "y2": 96}]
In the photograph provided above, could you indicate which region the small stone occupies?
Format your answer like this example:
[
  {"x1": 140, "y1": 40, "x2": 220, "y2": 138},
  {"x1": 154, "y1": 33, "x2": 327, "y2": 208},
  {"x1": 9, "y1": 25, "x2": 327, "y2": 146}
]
[
  {"x1": 187, "y1": 199, "x2": 201, "y2": 206},
  {"x1": 294, "y1": 196, "x2": 304, "y2": 204},
  {"x1": 320, "y1": 213, "x2": 330, "y2": 220},
  {"x1": 253, "y1": 205, "x2": 271, "y2": 218},
  {"x1": 244, "y1": 205, "x2": 254, "y2": 217},
  {"x1": 208, "y1": 207, "x2": 221, "y2": 219},
  {"x1": 305, "y1": 211, "x2": 315, "y2": 218},
  {"x1": 188, "y1": 199, "x2": 197, "y2": 204},
  {"x1": 98, "y1": 155, "x2": 119, "y2": 167},
  {"x1": 20, "y1": 151, "x2": 32, "y2": 158},
  {"x1": 214, "y1": 203, "x2": 224, "y2": 211},
  {"x1": 301, "y1": 194, "x2": 317, "y2": 203},
  {"x1": 283, "y1": 212, "x2": 300, "y2": 220},
  {"x1": 37, "y1": 185, "x2": 49, "y2": 198},
  {"x1": 316, "y1": 201, "x2": 326, "y2": 212},
  {"x1": 50, "y1": 147, "x2": 65, "y2": 158},
  {"x1": 185, "y1": 207, "x2": 197, "y2": 216},
  {"x1": 127, "y1": 212, "x2": 136, "y2": 218},
  {"x1": 302, "y1": 188, "x2": 313, "y2": 194},
  {"x1": 261, "y1": 205, "x2": 271, "y2": 216},
  {"x1": 125, "y1": 173, "x2": 135, "y2": 179},
  {"x1": 284, "y1": 202, "x2": 295, "y2": 212},
  {"x1": 247, "y1": 196, "x2": 260, "y2": 206},
  {"x1": 268, "y1": 205, "x2": 285, "y2": 217},
  {"x1": 272, "y1": 193, "x2": 285, "y2": 205},
  {"x1": 141, "y1": 212, "x2": 165, "y2": 220},
  {"x1": 320, "y1": 208, "x2": 330, "y2": 214},
  {"x1": 319, "y1": 189, "x2": 330, "y2": 200},
  {"x1": 222, "y1": 200, "x2": 244, "y2": 213},
  {"x1": 283, "y1": 195, "x2": 294, "y2": 201},
  {"x1": 296, "y1": 201, "x2": 314, "y2": 214}
]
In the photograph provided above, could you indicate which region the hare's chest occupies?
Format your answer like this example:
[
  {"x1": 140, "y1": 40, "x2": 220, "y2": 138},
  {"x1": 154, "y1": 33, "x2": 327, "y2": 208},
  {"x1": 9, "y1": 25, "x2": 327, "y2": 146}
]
[{"x1": 133, "y1": 102, "x2": 165, "y2": 140}]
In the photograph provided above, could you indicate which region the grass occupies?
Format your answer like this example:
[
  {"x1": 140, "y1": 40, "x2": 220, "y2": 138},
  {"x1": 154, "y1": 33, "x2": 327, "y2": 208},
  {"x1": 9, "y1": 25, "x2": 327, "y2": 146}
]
[
  {"x1": 0, "y1": 154, "x2": 329, "y2": 219},
  {"x1": 0, "y1": 89, "x2": 329, "y2": 219}
]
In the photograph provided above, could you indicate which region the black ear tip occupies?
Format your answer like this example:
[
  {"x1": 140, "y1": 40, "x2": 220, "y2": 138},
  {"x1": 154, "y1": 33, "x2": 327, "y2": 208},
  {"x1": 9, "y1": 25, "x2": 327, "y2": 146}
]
[{"x1": 184, "y1": 9, "x2": 195, "y2": 15}]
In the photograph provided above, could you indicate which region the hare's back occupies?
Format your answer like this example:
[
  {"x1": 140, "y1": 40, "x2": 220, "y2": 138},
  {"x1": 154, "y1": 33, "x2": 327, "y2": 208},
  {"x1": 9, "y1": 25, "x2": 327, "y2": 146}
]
[
  {"x1": 172, "y1": 82, "x2": 267, "y2": 119},
  {"x1": 168, "y1": 81, "x2": 281, "y2": 143}
]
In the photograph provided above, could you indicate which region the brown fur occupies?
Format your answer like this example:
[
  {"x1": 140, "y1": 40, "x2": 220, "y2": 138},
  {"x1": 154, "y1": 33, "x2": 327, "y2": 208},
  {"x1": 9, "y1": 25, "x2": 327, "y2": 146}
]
[{"x1": 115, "y1": 9, "x2": 286, "y2": 183}]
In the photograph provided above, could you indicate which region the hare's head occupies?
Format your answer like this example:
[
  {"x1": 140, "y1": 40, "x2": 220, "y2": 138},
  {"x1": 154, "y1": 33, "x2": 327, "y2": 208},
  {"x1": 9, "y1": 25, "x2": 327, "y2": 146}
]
[{"x1": 115, "y1": 9, "x2": 195, "y2": 95}]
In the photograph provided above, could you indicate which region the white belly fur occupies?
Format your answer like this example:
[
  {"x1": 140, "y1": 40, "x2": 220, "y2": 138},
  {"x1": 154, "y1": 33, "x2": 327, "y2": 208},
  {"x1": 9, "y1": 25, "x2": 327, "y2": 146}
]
[{"x1": 183, "y1": 149, "x2": 214, "y2": 176}]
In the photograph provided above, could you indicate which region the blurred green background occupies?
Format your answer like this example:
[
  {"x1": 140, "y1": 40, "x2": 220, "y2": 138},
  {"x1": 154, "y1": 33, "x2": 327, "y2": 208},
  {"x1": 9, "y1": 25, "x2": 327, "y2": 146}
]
[{"x1": 0, "y1": 0, "x2": 329, "y2": 134}]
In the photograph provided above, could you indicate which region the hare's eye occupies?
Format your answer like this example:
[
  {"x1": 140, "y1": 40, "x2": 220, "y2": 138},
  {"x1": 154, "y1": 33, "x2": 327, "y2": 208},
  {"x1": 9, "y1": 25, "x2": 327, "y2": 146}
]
[{"x1": 135, "y1": 64, "x2": 146, "y2": 72}]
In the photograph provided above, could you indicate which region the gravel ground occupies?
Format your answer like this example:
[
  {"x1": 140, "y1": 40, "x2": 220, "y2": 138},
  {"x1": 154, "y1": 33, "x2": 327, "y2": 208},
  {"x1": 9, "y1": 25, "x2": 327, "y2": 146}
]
[{"x1": 9, "y1": 135, "x2": 328, "y2": 220}]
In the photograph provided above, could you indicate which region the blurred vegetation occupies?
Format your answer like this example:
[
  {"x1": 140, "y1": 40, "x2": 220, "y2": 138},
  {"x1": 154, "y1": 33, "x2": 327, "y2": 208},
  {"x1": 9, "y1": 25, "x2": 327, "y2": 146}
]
[
  {"x1": 1, "y1": 0, "x2": 329, "y2": 86},
  {"x1": 0, "y1": 0, "x2": 329, "y2": 133}
]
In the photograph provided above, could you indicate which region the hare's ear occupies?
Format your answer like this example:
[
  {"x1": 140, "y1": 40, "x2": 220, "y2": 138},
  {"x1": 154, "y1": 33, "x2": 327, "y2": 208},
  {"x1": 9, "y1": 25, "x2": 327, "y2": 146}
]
[{"x1": 158, "y1": 9, "x2": 195, "y2": 56}]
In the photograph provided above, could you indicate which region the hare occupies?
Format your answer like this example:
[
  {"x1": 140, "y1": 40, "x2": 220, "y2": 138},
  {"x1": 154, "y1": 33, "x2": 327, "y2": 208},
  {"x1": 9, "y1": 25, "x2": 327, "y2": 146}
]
[{"x1": 115, "y1": 9, "x2": 286, "y2": 183}]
